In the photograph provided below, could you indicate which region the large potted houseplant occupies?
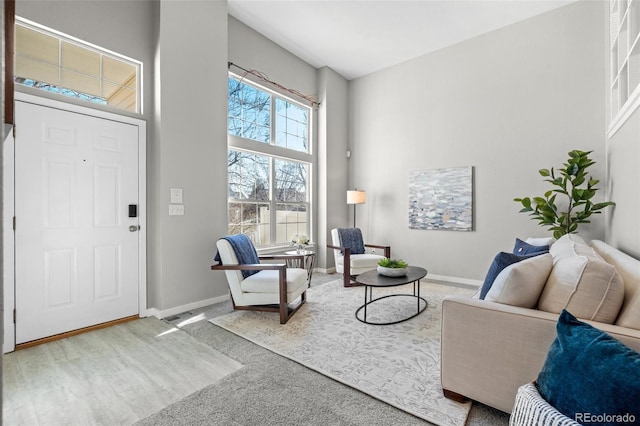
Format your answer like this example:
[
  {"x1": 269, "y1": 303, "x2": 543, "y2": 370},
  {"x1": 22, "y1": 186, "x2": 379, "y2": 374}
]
[{"x1": 514, "y1": 150, "x2": 615, "y2": 239}]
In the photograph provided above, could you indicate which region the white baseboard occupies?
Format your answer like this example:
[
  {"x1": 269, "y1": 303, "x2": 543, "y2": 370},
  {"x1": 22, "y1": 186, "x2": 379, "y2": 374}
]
[
  {"x1": 144, "y1": 273, "x2": 479, "y2": 320},
  {"x1": 427, "y1": 273, "x2": 481, "y2": 288},
  {"x1": 314, "y1": 268, "x2": 479, "y2": 287},
  {"x1": 145, "y1": 294, "x2": 230, "y2": 320}
]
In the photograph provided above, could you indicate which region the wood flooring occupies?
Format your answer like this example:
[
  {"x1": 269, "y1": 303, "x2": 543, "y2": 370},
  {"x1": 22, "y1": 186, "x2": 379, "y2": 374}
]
[{"x1": 3, "y1": 317, "x2": 242, "y2": 425}]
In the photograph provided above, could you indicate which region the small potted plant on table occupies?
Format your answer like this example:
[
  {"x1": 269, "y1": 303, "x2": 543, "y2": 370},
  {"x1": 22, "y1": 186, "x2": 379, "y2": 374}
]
[{"x1": 377, "y1": 258, "x2": 409, "y2": 277}]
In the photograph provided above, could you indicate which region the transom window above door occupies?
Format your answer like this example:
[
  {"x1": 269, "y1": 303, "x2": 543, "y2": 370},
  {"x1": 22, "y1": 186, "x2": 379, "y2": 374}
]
[{"x1": 14, "y1": 18, "x2": 142, "y2": 114}]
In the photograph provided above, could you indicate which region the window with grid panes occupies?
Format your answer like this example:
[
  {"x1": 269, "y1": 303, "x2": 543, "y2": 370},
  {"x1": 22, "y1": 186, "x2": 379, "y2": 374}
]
[
  {"x1": 227, "y1": 74, "x2": 312, "y2": 248},
  {"x1": 15, "y1": 18, "x2": 141, "y2": 114},
  {"x1": 609, "y1": 0, "x2": 640, "y2": 135}
]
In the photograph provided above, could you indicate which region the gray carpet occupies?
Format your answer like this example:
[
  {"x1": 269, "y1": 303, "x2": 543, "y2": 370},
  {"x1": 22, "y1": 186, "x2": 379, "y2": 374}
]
[{"x1": 136, "y1": 274, "x2": 510, "y2": 426}]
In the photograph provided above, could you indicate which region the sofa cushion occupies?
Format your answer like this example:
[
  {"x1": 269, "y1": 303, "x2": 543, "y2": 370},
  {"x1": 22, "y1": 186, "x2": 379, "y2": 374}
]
[
  {"x1": 513, "y1": 238, "x2": 549, "y2": 256},
  {"x1": 480, "y1": 251, "x2": 547, "y2": 300},
  {"x1": 591, "y1": 240, "x2": 640, "y2": 331},
  {"x1": 335, "y1": 253, "x2": 385, "y2": 269},
  {"x1": 525, "y1": 237, "x2": 555, "y2": 247},
  {"x1": 538, "y1": 234, "x2": 624, "y2": 324},
  {"x1": 240, "y1": 268, "x2": 308, "y2": 294},
  {"x1": 536, "y1": 310, "x2": 640, "y2": 422},
  {"x1": 485, "y1": 253, "x2": 552, "y2": 308},
  {"x1": 547, "y1": 234, "x2": 591, "y2": 262}
]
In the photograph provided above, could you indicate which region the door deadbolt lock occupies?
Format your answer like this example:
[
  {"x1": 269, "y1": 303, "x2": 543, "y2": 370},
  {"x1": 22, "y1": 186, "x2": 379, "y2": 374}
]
[{"x1": 129, "y1": 225, "x2": 140, "y2": 232}]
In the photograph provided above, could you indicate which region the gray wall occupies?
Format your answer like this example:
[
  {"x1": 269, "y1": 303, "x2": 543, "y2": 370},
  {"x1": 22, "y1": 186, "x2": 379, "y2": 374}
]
[
  {"x1": 228, "y1": 16, "x2": 316, "y2": 99},
  {"x1": 16, "y1": 0, "x2": 231, "y2": 312},
  {"x1": 348, "y1": 1, "x2": 607, "y2": 281},
  {"x1": 606, "y1": 106, "x2": 640, "y2": 259},
  {"x1": 16, "y1": 0, "x2": 630, "y2": 311},
  {"x1": 152, "y1": 0, "x2": 228, "y2": 310},
  {"x1": 317, "y1": 66, "x2": 350, "y2": 270},
  {"x1": 14, "y1": 2, "x2": 342, "y2": 314}
]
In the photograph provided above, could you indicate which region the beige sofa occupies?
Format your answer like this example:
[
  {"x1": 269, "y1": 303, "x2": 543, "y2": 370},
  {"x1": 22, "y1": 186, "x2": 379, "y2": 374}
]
[{"x1": 440, "y1": 238, "x2": 640, "y2": 413}]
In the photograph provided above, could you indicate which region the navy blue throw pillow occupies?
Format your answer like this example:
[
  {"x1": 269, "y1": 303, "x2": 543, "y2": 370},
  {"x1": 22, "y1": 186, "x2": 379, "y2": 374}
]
[
  {"x1": 479, "y1": 252, "x2": 544, "y2": 299},
  {"x1": 537, "y1": 310, "x2": 640, "y2": 424},
  {"x1": 512, "y1": 238, "x2": 549, "y2": 255}
]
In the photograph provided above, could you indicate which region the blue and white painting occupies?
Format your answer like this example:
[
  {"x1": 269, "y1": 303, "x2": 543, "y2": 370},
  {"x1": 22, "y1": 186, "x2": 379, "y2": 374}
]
[{"x1": 409, "y1": 166, "x2": 473, "y2": 231}]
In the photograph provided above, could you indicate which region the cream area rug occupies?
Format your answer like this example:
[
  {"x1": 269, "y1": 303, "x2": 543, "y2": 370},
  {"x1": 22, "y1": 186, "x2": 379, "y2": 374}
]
[
  {"x1": 3, "y1": 317, "x2": 243, "y2": 425},
  {"x1": 210, "y1": 279, "x2": 475, "y2": 426}
]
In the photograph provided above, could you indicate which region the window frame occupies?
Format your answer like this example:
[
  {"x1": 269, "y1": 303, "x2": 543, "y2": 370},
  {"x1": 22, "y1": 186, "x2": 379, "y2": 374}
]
[
  {"x1": 608, "y1": 0, "x2": 640, "y2": 136},
  {"x1": 14, "y1": 17, "x2": 143, "y2": 114},
  {"x1": 227, "y1": 73, "x2": 313, "y2": 250}
]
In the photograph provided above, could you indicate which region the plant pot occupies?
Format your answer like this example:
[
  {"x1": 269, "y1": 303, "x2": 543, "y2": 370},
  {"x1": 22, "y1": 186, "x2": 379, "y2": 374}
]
[{"x1": 377, "y1": 266, "x2": 408, "y2": 277}]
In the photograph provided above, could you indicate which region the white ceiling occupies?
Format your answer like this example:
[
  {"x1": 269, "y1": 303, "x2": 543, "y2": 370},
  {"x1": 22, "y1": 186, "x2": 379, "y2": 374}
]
[{"x1": 228, "y1": 0, "x2": 576, "y2": 80}]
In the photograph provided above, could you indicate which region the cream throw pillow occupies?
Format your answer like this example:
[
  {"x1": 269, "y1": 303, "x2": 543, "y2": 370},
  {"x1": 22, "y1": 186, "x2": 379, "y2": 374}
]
[
  {"x1": 538, "y1": 235, "x2": 624, "y2": 323},
  {"x1": 525, "y1": 237, "x2": 556, "y2": 247},
  {"x1": 590, "y1": 240, "x2": 640, "y2": 330},
  {"x1": 485, "y1": 253, "x2": 552, "y2": 308}
]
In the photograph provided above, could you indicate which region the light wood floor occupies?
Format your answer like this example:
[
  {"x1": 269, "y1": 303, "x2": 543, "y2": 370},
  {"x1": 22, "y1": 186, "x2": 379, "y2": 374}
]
[{"x1": 3, "y1": 317, "x2": 242, "y2": 425}]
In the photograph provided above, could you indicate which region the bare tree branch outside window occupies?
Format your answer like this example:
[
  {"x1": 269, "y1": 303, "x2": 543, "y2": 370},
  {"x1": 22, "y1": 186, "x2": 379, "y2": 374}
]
[{"x1": 227, "y1": 76, "x2": 311, "y2": 247}]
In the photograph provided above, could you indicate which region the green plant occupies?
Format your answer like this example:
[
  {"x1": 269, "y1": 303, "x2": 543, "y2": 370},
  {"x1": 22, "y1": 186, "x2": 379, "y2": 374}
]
[
  {"x1": 378, "y1": 258, "x2": 408, "y2": 268},
  {"x1": 514, "y1": 150, "x2": 615, "y2": 239}
]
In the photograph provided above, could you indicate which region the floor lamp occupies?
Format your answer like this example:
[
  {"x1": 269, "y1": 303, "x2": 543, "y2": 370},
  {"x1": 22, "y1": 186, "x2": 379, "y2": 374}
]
[{"x1": 346, "y1": 190, "x2": 366, "y2": 228}]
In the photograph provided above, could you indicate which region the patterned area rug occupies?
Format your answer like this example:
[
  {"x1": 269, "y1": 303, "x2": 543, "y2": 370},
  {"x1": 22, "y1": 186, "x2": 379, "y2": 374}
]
[{"x1": 210, "y1": 279, "x2": 475, "y2": 426}]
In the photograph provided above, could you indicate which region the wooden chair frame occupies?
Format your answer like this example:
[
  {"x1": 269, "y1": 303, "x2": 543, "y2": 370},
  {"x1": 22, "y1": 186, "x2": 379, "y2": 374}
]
[
  {"x1": 326, "y1": 243, "x2": 391, "y2": 287},
  {"x1": 211, "y1": 254, "x2": 306, "y2": 324}
]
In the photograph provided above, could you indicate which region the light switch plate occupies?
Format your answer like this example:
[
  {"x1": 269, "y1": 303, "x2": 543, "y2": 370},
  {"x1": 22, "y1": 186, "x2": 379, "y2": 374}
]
[
  {"x1": 169, "y1": 204, "x2": 185, "y2": 216},
  {"x1": 170, "y1": 188, "x2": 183, "y2": 204}
]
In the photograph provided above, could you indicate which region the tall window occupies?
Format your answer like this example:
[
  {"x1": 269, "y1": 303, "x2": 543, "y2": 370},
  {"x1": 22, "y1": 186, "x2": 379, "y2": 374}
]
[
  {"x1": 609, "y1": 0, "x2": 640, "y2": 135},
  {"x1": 227, "y1": 75, "x2": 312, "y2": 248},
  {"x1": 14, "y1": 18, "x2": 142, "y2": 114}
]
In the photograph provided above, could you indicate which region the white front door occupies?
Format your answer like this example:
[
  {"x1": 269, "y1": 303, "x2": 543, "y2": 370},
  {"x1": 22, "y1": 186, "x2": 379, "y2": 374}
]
[{"x1": 15, "y1": 100, "x2": 141, "y2": 344}]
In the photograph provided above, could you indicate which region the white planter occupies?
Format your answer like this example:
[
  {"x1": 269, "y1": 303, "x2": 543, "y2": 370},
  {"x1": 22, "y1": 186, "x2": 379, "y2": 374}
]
[{"x1": 377, "y1": 266, "x2": 408, "y2": 277}]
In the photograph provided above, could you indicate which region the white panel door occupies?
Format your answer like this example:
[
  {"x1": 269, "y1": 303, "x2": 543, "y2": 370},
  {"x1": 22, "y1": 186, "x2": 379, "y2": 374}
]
[{"x1": 15, "y1": 101, "x2": 140, "y2": 344}]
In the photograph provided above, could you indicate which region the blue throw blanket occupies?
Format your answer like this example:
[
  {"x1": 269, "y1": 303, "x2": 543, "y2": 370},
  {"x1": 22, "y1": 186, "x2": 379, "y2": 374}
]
[
  {"x1": 214, "y1": 234, "x2": 260, "y2": 279},
  {"x1": 338, "y1": 228, "x2": 365, "y2": 255}
]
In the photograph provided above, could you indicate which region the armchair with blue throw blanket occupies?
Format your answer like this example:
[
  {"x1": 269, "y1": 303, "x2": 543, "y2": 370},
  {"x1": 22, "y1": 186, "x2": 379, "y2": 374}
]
[
  {"x1": 211, "y1": 234, "x2": 308, "y2": 324},
  {"x1": 328, "y1": 228, "x2": 391, "y2": 287}
]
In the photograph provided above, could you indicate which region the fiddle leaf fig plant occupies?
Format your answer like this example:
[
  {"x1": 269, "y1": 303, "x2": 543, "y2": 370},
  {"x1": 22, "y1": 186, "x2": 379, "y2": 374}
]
[{"x1": 514, "y1": 150, "x2": 615, "y2": 239}]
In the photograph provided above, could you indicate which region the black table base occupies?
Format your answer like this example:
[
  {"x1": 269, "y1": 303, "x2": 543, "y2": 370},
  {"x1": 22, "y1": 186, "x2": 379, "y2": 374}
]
[{"x1": 354, "y1": 266, "x2": 428, "y2": 325}]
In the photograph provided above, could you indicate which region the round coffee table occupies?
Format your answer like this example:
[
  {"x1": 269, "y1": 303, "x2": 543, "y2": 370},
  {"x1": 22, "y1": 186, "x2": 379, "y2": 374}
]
[{"x1": 355, "y1": 266, "x2": 428, "y2": 325}]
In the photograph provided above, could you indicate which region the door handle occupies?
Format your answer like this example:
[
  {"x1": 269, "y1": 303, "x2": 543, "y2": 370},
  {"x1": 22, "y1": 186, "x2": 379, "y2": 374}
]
[{"x1": 129, "y1": 225, "x2": 140, "y2": 232}]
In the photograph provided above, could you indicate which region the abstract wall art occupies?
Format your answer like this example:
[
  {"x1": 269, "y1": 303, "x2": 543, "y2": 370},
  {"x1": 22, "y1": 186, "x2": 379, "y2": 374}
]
[{"x1": 408, "y1": 166, "x2": 473, "y2": 231}]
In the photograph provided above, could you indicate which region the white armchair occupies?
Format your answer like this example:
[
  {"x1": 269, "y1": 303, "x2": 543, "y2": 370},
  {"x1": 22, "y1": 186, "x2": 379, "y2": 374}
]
[
  {"x1": 211, "y1": 235, "x2": 308, "y2": 324},
  {"x1": 328, "y1": 228, "x2": 390, "y2": 287}
]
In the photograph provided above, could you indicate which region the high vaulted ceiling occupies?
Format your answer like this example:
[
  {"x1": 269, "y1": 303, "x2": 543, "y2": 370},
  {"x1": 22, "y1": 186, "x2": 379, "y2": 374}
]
[{"x1": 228, "y1": 0, "x2": 576, "y2": 80}]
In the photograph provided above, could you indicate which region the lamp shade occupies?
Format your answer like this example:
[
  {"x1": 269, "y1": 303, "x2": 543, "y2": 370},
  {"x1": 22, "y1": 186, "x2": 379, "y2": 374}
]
[{"x1": 347, "y1": 190, "x2": 366, "y2": 205}]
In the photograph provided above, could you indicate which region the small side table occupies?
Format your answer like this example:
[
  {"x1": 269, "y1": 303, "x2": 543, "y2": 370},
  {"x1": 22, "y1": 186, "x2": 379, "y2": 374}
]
[{"x1": 284, "y1": 249, "x2": 315, "y2": 287}]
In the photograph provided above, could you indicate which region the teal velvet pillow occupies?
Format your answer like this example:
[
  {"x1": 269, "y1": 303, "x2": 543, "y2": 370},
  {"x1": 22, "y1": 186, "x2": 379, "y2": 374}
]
[{"x1": 537, "y1": 310, "x2": 640, "y2": 424}]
